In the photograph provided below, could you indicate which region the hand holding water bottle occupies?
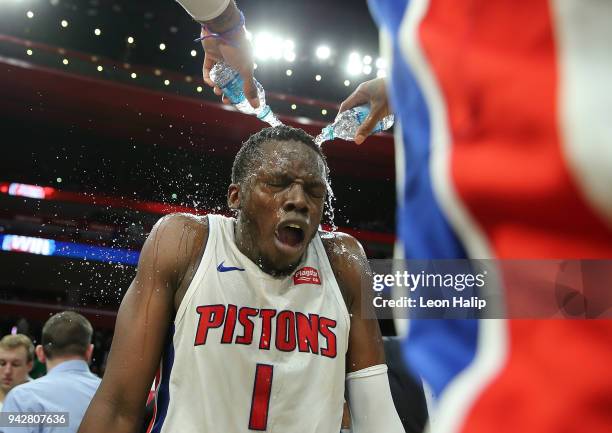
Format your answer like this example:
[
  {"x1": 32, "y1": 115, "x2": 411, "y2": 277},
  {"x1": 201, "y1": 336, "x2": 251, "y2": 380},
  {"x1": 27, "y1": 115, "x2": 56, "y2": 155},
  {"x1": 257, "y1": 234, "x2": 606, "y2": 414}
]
[
  {"x1": 337, "y1": 77, "x2": 392, "y2": 144},
  {"x1": 198, "y1": 2, "x2": 260, "y2": 109}
]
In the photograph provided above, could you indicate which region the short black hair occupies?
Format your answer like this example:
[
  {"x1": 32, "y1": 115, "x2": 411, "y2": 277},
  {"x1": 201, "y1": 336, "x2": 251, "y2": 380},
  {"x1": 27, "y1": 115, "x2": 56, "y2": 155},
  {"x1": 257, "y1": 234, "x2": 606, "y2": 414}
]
[
  {"x1": 41, "y1": 311, "x2": 93, "y2": 360},
  {"x1": 231, "y1": 125, "x2": 328, "y2": 184}
]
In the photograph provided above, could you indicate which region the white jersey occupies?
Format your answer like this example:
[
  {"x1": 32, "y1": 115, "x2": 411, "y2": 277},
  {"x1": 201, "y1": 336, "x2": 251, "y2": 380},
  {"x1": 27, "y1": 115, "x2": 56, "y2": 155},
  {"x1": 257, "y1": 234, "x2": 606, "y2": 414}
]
[{"x1": 149, "y1": 214, "x2": 350, "y2": 433}]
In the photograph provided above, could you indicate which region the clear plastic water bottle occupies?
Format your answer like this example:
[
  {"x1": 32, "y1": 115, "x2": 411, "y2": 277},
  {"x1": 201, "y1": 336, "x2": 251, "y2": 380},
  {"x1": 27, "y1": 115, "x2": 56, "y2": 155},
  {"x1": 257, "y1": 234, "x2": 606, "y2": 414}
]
[
  {"x1": 209, "y1": 62, "x2": 282, "y2": 127},
  {"x1": 315, "y1": 104, "x2": 394, "y2": 146}
]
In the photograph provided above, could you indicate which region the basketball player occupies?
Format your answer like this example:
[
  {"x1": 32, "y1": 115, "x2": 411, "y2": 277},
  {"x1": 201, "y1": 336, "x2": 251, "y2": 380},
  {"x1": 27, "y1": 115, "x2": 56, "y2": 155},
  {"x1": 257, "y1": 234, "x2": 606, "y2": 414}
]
[{"x1": 78, "y1": 126, "x2": 404, "y2": 433}]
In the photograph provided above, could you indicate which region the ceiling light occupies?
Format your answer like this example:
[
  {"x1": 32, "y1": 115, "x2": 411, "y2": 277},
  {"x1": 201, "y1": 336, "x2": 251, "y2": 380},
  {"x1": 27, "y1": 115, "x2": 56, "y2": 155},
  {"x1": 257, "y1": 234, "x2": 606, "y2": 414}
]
[{"x1": 315, "y1": 45, "x2": 330, "y2": 60}]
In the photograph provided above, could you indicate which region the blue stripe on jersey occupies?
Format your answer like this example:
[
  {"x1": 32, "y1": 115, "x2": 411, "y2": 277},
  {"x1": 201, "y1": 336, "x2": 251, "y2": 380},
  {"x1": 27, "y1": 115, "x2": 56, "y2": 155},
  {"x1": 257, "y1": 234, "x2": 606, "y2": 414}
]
[
  {"x1": 368, "y1": 0, "x2": 478, "y2": 397},
  {"x1": 151, "y1": 325, "x2": 175, "y2": 433}
]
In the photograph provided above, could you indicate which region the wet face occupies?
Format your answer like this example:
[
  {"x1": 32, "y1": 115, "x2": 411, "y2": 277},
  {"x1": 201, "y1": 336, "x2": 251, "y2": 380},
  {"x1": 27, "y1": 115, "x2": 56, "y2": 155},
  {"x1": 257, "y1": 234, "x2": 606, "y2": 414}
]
[
  {"x1": 229, "y1": 139, "x2": 327, "y2": 275},
  {"x1": 0, "y1": 347, "x2": 31, "y2": 395}
]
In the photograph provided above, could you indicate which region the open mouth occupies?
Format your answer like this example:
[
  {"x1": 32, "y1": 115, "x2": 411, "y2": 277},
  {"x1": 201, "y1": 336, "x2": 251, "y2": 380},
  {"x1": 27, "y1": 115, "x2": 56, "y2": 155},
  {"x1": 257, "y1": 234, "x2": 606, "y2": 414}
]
[{"x1": 275, "y1": 223, "x2": 306, "y2": 250}]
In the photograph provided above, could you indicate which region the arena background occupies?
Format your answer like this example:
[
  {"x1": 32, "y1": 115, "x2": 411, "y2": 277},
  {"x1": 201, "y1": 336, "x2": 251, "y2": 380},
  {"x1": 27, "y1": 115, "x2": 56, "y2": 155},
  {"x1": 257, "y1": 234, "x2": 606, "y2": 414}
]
[{"x1": 0, "y1": 0, "x2": 397, "y2": 375}]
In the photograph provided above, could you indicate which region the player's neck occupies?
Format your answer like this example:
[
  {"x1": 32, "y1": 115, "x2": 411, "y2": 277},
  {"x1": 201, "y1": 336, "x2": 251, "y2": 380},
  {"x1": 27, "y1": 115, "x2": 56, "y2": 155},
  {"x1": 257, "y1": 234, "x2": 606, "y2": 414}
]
[{"x1": 233, "y1": 219, "x2": 300, "y2": 277}]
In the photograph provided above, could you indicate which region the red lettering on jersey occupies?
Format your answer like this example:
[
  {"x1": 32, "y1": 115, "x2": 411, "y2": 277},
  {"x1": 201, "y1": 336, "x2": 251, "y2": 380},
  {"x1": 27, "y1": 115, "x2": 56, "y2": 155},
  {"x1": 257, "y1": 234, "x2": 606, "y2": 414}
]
[
  {"x1": 259, "y1": 309, "x2": 277, "y2": 350},
  {"x1": 296, "y1": 313, "x2": 319, "y2": 354},
  {"x1": 293, "y1": 267, "x2": 321, "y2": 285},
  {"x1": 276, "y1": 310, "x2": 297, "y2": 352},
  {"x1": 221, "y1": 304, "x2": 238, "y2": 344},
  {"x1": 194, "y1": 305, "x2": 226, "y2": 346},
  {"x1": 236, "y1": 307, "x2": 259, "y2": 345},
  {"x1": 319, "y1": 317, "x2": 337, "y2": 358}
]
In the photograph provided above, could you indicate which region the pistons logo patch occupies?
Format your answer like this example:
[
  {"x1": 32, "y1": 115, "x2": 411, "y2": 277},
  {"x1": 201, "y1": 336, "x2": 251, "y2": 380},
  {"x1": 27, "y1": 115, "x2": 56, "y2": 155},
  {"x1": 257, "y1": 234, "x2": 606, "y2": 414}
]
[{"x1": 293, "y1": 267, "x2": 321, "y2": 285}]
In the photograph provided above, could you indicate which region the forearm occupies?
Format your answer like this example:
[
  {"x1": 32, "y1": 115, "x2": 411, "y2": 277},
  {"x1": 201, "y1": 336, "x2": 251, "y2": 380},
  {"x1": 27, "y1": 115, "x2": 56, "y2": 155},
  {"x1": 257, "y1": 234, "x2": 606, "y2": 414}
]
[
  {"x1": 175, "y1": 0, "x2": 239, "y2": 29},
  {"x1": 346, "y1": 365, "x2": 405, "y2": 433},
  {"x1": 78, "y1": 394, "x2": 143, "y2": 433}
]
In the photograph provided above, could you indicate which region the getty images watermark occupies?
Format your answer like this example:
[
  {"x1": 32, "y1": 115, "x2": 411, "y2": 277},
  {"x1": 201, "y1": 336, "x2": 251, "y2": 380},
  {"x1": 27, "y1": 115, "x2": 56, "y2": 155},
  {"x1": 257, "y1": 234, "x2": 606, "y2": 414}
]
[
  {"x1": 372, "y1": 268, "x2": 488, "y2": 310},
  {"x1": 363, "y1": 260, "x2": 612, "y2": 319}
]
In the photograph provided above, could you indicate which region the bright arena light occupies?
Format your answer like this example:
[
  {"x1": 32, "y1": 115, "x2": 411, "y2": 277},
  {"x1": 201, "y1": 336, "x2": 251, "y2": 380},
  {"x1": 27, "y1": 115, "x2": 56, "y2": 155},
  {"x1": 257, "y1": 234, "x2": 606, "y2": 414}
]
[
  {"x1": 26, "y1": 11, "x2": 34, "y2": 19},
  {"x1": 190, "y1": 49, "x2": 197, "y2": 57},
  {"x1": 60, "y1": 19, "x2": 68, "y2": 28},
  {"x1": 284, "y1": 39, "x2": 295, "y2": 51},
  {"x1": 344, "y1": 80, "x2": 351, "y2": 86},
  {"x1": 315, "y1": 45, "x2": 330, "y2": 60},
  {"x1": 159, "y1": 43, "x2": 166, "y2": 51},
  {"x1": 284, "y1": 51, "x2": 296, "y2": 62},
  {"x1": 375, "y1": 57, "x2": 386, "y2": 69},
  {"x1": 97, "y1": 65, "x2": 103, "y2": 72},
  {"x1": 127, "y1": 36, "x2": 134, "y2": 44},
  {"x1": 286, "y1": 69, "x2": 293, "y2": 76},
  {"x1": 164, "y1": 79, "x2": 170, "y2": 86},
  {"x1": 321, "y1": 109, "x2": 328, "y2": 115},
  {"x1": 377, "y1": 69, "x2": 387, "y2": 78},
  {"x1": 26, "y1": 49, "x2": 33, "y2": 56},
  {"x1": 254, "y1": 33, "x2": 295, "y2": 62},
  {"x1": 347, "y1": 52, "x2": 363, "y2": 76},
  {"x1": 94, "y1": 28, "x2": 101, "y2": 36},
  {"x1": 363, "y1": 65, "x2": 372, "y2": 75},
  {"x1": 196, "y1": 86, "x2": 203, "y2": 92},
  {"x1": 363, "y1": 55, "x2": 372, "y2": 65},
  {"x1": 315, "y1": 74, "x2": 322, "y2": 81},
  {"x1": 291, "y1": 104, "x2": 297, "y2": 110},
  {"x1": 62, "y1": 58, "x2": 69, "y2": 65},
  {"x1": 131, "y1": 72, "x2": 137, "y2": 79}
]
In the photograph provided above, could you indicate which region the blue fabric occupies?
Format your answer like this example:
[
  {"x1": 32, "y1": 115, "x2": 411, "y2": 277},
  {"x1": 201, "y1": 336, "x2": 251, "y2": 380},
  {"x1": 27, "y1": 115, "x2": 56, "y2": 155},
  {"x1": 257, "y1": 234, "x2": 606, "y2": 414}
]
[
  {"x1": 368, "y1": 0, "x2": 478, "y2": 397},
  {"x1": 0, "y1": 360, "x2": 101, "y2": 433},
  {"x1": 151, "y1": 325, "x2": 175, "y2": 433}
]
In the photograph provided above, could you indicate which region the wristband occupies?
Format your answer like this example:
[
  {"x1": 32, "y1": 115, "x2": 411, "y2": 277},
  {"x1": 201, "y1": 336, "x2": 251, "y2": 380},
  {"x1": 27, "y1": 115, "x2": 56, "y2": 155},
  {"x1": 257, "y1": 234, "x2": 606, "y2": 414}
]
[{"x1": 194, "y1": 10, "x2": 245, "y2": 47}]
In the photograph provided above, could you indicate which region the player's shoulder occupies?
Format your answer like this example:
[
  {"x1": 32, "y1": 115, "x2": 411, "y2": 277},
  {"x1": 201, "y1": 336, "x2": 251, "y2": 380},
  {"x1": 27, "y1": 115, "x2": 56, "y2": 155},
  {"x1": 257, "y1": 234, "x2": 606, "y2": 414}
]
[
  {"x1": 320, "y1": 230, "x2": 367, "y2": 267},
  {"x1": 141, "y1": 213, "x2": 209, "y2": 269},
  {"x1": 321, "y1": 231, "x2": 370, "y2": 310},
  {"x1": 153, "y1": 212, "x2": 209, "y2": 235}
]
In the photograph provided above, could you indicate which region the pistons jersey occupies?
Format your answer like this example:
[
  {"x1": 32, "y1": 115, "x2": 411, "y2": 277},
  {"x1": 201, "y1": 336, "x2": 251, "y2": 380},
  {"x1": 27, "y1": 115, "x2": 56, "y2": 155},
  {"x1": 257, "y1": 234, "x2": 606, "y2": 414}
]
[{"x1": 147, "y1": 214, "x2": 350, "y2": 433}]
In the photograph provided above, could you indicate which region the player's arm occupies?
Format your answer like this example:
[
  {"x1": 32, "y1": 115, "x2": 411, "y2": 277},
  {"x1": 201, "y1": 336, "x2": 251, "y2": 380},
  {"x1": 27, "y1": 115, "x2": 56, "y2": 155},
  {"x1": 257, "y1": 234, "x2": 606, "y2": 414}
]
[
  {"x1": 325, "y1": 233, "x2": 405, "y2": 433},
  {"x1": 78, "y1": 214, "x2": 207, "y2": 433}
]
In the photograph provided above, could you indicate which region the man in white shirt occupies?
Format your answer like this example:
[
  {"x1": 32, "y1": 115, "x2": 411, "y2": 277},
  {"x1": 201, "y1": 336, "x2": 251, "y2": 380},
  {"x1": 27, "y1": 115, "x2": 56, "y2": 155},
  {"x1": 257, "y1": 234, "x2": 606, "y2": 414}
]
[{"x1": 0, "y1": 334, "x2": 34, "y2": 410}]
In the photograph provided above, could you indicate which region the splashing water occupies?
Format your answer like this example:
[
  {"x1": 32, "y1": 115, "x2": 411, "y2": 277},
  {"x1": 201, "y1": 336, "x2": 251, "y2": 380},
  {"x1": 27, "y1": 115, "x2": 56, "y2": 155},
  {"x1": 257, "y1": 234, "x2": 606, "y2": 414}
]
[{"x1": 324, "y1": 179, "x2": 337, "y2": 232}]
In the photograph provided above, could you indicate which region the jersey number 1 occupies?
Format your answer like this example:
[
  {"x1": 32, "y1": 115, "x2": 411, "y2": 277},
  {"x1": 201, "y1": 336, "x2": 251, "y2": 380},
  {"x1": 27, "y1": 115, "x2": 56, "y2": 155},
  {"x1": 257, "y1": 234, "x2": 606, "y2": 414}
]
[{"x1": 249, "y1": 364, "x2": 274, "y2": 430}]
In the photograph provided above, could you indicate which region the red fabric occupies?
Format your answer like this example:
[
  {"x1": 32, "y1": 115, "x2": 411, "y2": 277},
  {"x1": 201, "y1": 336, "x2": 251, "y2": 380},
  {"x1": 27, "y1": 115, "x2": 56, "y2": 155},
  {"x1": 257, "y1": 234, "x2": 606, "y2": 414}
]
[{"x1": 419, "y1": 1, "x2": 612, "y2": 431}]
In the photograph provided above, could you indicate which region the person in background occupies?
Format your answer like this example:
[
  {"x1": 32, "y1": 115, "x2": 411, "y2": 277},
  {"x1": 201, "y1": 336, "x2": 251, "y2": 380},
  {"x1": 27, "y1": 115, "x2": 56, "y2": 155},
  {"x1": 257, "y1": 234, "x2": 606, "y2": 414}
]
[
  {"x1": 339, "y1": 1, "x2": 612, "y2": 433},
  {"x1": 1, "y1": 311, "x2": 101, "y2": 433},
  {"x1": 0, "y1": 334, "x2": 34, "y2": 411}
]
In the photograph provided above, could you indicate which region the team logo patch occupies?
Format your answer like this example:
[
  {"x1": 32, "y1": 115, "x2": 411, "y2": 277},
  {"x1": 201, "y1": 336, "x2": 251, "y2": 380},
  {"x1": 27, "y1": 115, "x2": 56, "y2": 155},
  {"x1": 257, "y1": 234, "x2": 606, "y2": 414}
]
[{"x1": 293, "y1": 267, "x2": 321, "y2": 285}]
